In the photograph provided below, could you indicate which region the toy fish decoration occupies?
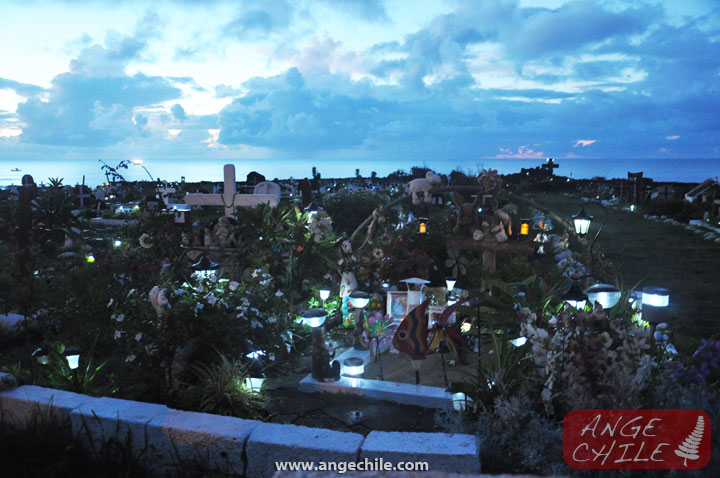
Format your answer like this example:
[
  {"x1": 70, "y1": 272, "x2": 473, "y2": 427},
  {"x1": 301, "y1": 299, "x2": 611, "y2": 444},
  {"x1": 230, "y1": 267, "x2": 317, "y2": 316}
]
[
  {"x1": 393, "y1": 299, "x2": 432, "y2": 360},
  {"x1": 393, "y1": 298, "x2": 471, "y2": 360}
]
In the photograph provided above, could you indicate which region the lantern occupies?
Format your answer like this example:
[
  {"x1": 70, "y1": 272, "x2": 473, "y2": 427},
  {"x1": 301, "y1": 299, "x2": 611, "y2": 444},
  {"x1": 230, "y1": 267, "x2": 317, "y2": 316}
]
[
  {"x1": 519, "y1": 218, "x2": 531, "y2": 237},
  {"x1": 572, "y1": 207, "x2": 593, "y2": 236},
  {"x1": 417, "y1": 218, "x2": 428, "y2": 235},
  {"x1": 584, "y1": 283, "x2": 621, "y2": 309}
]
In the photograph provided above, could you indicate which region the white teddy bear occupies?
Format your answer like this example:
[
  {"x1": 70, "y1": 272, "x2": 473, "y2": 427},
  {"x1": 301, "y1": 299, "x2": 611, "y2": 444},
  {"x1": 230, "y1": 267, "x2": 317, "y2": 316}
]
[{"x1": 406, "y1": 171, "x2": 442, "y2": 205}]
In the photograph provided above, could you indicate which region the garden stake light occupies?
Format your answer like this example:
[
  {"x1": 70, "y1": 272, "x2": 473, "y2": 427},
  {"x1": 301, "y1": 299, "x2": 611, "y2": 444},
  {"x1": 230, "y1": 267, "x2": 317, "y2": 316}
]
[
  {"x1": 349, "y1": 291, "x2": 370, "y2": 350},
  {"x1": 562, "y1": 283, "x2": 589, "y2": 309},
  {"x1": 571, "y1": 201, "x2": 607, "y2": 282},
  {"x1": 584, "y1": 283, "x2": 621, "y2": 309},
  {"x1": 301, "y1": 308, "x2": 340, "y2": 381}
]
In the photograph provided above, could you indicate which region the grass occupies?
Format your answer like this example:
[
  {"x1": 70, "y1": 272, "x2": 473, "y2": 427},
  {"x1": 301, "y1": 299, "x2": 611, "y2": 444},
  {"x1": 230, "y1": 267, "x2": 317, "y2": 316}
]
[{"x1": 528, "y1": 193, "x2": 720, "y2": 354}]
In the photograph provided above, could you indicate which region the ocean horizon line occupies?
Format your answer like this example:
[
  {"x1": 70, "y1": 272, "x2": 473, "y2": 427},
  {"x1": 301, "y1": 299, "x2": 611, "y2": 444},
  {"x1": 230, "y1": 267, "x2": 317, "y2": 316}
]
[{"x1": 1, "y1": 157, "x2": 718, "y2": 188}]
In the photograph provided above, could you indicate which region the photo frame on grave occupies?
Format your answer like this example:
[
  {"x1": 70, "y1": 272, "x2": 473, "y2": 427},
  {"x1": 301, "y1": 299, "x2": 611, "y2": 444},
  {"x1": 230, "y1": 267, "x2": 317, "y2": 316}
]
[{"x1": 387, "y1": 291, "x2": 409, "y2": 320}]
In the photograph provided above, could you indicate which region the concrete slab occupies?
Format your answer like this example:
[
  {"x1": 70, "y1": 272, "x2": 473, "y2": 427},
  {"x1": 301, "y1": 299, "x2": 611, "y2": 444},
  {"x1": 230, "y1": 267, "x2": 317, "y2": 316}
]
[
  {"x1": 246, "y1": 422, "x2": 364, "y2": 478},
  {"x1": 299, "y1": 374, "x2": 455, "y2": 409},
  {"x1": 0, "y1": 385, "x2": 93, "y2": 427},
  {"x1": 361, "y1": 431, "x2": 480, "y2": 474}
]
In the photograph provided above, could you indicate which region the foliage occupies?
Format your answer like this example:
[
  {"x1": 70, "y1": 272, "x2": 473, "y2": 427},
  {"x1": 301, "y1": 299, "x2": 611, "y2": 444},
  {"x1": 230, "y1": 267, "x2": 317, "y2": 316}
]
[
  {"x1": 44, "y1": 341, "x2": 107, "y2": 395},
  {"x1": 182, "y1": 352, "x2": 265, "y2": 418},
  {"x1": 642, "y1": 197, "x2": 700, "y2": 223},
  {"x1": 323, "y1": 190, "x2": 389, "y2": 235},
  {"x1": 0, "y1": 408, "x2": 152, "y2": 477}
]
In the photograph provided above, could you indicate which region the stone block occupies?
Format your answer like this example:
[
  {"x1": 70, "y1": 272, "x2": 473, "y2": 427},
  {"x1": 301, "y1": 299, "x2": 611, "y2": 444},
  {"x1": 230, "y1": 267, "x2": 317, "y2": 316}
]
[
  {"x1": 157, "y1": 409, "x2": 260, "y2": 476},
  {"x1": 0, "y1": 372, "x2": 17, "y2": 392},
  {"x1": 0, "y1": 385, "x2": 92, "y2": 427},
  {"x1": 69, "y1": 396, "x2": 170, "y2": 466},
  {"x1": 246, "y1": 422, "x2": 364, "y2": 478},
  {"x1": 360, "y1": 431, "x2": 480, "y2": 474}
]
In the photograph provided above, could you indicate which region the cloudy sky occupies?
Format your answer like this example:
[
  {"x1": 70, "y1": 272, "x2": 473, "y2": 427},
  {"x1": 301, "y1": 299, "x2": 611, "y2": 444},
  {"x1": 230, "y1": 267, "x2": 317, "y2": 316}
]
[{"x1": 0, "y1": 0, "x2": 718, "y2": 166}]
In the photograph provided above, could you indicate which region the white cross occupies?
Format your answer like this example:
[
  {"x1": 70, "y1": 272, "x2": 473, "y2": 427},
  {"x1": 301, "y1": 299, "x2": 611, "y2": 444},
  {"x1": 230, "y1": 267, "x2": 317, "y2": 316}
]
[{"x1": 184, "y1": 164, "x2": 278, "y2": 216}]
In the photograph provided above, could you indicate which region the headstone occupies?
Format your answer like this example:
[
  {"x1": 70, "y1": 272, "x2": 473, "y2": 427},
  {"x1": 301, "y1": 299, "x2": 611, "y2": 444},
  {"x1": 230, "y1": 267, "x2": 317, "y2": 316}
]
[
  {"x1": 253, "y1": 181, "x2": 281, "y2": 201},
  {"x1": 184, "y1": 164, "x2": 278, "y2": 217},
  {"x1": 299, "y1": 178, "x2": 312, "y2": 207}
]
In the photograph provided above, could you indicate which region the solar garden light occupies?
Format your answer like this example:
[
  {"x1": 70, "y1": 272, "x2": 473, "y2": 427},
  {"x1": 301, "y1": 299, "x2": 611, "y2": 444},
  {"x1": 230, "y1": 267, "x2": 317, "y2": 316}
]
[
  {"x1": 349, "y1": 291, "x2": 370, "y2": 350},
  {"x1": 562, "y1": 283, "x2": 589, "y2": 310},
  {"x1": 191, "y1": 254, "x2": 219, "y2": 280},
  {"x1": 445, "y1": 277, "x2": 457, "y2": 305},
  {"x1": 642, "y1": 286, "x2": 669, "y2": 324},
  {"x1": 301, "y1": 308, "x2": 340, "y2": 381},
  {"x1": 63, "y1": 346, "x2": 83, "y2": 370},
  {"x1": 571, "y1": 202, "x2": 607, "y2": 281},
  {"x1": 32, "y1": 347, "x2": 49, "y2": 365},
  {"x1": 319, "y1": 289, "x2": 330, "y2": 307},
  {"x1": 584, "y1": 283, "x2": 621, "y2": 309},
  {"x1": 343, "y1": 357, "x2": 365, "y2": 387}
]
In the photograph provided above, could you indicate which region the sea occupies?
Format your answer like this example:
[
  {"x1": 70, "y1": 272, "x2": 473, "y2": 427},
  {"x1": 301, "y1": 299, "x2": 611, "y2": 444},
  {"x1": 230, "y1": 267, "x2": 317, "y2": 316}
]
[{"x1": 0, "y1": 157, "x2": 718, "y2": 188}]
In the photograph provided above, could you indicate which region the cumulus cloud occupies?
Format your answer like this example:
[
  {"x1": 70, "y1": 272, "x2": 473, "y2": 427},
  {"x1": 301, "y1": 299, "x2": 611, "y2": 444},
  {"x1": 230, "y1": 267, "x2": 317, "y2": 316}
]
[
  {"x1": 0, "y1": 78, "x2": 45, "y2": 97},
  {"x1": 494, "y1": 146, "x2": 544, "y2": 159},
  {"x1": 171, "y1": 103, "x2": 187, "y2": 121},
  {"x1": 15, "y1": 15, "x2": 181, "y2": 146},
  {"x1": 318, "y1": 0, "x2": 388, "y2": 22},
  {"x1": 224, "y1": 0, "x2": 294, "y2": 40}
]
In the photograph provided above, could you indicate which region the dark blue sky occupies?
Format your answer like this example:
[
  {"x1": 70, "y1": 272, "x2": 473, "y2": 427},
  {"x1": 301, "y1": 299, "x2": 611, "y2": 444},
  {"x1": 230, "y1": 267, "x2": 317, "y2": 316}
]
[{"x1": 0, "y1": 0, "x2": 718, "y2": 165}]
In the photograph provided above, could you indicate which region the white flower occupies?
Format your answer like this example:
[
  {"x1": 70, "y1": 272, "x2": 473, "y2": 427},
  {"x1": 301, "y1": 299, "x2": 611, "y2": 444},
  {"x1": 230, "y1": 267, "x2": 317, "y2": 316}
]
[
  {"x1": 275, "y1": 290, "x2": 284, "y2": 297},
  {"x1": 229, "y1": 281, "x2": 240, "y2": 291},
  {"x1": 196, "y1": 284, "x2": 205, "y2": 293},
  {"x1": 548, "y1": 317, "x2": 558, "y2": 326},
  {"x1": 114, "y1": 330, "x2": 123, "y2": 340},
  {"x1": 107, "y1": 298, "x2": 114, "y2": 308},
  {"x1": 127, "y1": 289, "x2": 136, "y2": 297},
  {"x1": 125, "y1": 354, "x2": 136, "y2": 363},
  {"x1": 252, "y1": 269, "x2": 261, "y2": 278},
  {"x1": 195, "y1": 303, "x2": 204, "y2": 311},
  {"x1": 174, "y1": 289, "x2": 185, "y2": 295},
  {"x1": 251, "y1": 320, "x2": 263, "y2": 329},
  {"x1": 205, "y1": 292, "x2": 217, "y2": 305},
  {"x1": 267, "y1": 316, "x2": 277, "y2": 324},
  {"x1": 135, "y1": 332, "x2": 143, "y2": 342},
  {"x1": 114, "y1": 313, "x2": 125, "y2": 322},
  {"x1": 209, "y1": 275, "x2": 218, "y2": 283}
]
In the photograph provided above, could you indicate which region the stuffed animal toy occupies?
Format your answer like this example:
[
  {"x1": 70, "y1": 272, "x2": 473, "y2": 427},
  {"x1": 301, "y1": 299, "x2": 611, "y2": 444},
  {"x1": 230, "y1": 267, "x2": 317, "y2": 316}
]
[{"x1": 406, "y1": 171, "x2": 442, "y2": 205}]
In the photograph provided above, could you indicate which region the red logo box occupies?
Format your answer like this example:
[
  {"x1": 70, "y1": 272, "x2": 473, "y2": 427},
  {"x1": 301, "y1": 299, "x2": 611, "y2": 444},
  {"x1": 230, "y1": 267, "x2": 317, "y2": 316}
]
[{"x1": 563, "y1": 409, "x2": 711, "y2": 469}]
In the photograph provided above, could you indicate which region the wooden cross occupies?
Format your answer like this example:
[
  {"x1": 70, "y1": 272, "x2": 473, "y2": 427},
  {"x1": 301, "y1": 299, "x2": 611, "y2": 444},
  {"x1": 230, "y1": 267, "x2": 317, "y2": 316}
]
[
  {"x1": 446, "y1": 237, "x2": 535, "y2": 275},
  {"x1": 184, "y1": 164, "x2": 278, "y2": 217}
]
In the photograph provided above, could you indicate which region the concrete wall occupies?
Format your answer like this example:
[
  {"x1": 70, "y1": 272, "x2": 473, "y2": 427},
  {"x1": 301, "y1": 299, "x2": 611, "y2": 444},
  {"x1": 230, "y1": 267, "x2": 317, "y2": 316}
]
[{"x1": 0, "y1": 384, "x2": 481, "y2": 476}]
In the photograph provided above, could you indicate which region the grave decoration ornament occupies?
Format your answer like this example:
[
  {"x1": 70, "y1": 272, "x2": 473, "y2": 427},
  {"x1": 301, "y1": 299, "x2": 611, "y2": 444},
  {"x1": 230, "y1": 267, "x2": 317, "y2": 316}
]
[
  {"x1": 392, "y1": 298, "x2": 469, "y2": 384},
  {"x1": 406, "y1": 170, "x2": 442, "y2": 205}
]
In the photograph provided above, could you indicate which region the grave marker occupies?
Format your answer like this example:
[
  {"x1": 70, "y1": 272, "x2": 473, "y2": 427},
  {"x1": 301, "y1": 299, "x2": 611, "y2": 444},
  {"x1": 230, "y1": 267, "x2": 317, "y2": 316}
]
[{"x1": 184, "y1": 164, "x2": 278, "y2": 216}]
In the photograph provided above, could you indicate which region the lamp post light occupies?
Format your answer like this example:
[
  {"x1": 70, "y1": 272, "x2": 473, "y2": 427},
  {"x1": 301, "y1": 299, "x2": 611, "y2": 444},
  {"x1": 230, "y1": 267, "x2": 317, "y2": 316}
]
[
  {"x1": 571, "y1": 202, "x2": 608, "y2": 280},
  {"x1": 349, "y1": 291, "x2": 370, "y2": 350},
  {"x1": 562, "y1": 283, "x2": 589, "y2": 310},
  {"x1": 301, "y1": 308, "x2": 340, "y2": 381},
  {"x1": 519, "y1": 218, "x2": 531, "y2": 239},
  {"x1": 584, "y1": 283, "x2": 621, "y2": 309}
]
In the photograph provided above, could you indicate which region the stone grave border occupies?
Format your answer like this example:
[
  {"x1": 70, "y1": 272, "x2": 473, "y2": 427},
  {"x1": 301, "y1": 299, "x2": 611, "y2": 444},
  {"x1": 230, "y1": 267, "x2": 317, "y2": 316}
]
[{"x1": 0, "y1": 379, "x2": 480, "y2": 477}]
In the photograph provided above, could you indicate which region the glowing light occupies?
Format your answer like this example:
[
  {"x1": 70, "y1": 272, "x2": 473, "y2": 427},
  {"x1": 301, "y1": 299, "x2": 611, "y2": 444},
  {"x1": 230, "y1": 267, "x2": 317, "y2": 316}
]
[
  {"x1": 319, "y1": 289, "x2": 330, "y2": 301},
  {"x1": 86, "y1": 254, "x2": 95, "y2": 263}
]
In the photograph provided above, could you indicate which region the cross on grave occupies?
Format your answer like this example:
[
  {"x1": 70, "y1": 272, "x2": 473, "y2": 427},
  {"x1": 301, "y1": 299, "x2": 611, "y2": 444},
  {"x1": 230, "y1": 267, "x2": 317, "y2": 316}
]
[
  {"x1": 183, "y1": 164, "x2": 279, "y2": 217},
  {"x1": 446, "y1": 237, "x2": 535, "y2": 275}
]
